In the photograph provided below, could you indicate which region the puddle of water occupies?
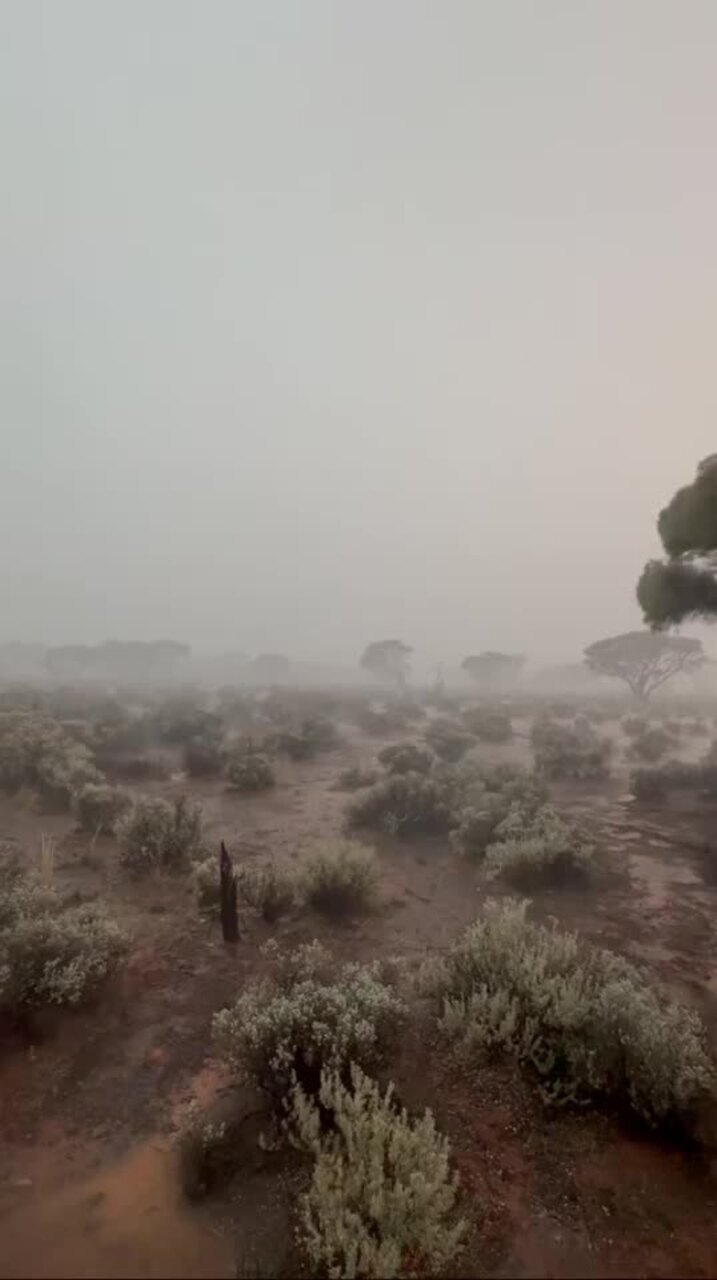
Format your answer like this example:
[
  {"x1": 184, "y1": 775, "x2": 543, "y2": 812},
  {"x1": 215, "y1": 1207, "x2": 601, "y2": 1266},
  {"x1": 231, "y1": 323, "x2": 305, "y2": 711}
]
[{"x1": 0, "y1": 1139, "x2": 233, "y2": 1279}]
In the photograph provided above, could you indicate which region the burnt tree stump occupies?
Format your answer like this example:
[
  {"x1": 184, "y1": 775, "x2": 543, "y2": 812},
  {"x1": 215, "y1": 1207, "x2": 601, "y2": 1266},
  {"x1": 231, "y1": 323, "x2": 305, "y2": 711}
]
[{"x1": 219, "y1": 840, "x2": 239, "y2": 943}]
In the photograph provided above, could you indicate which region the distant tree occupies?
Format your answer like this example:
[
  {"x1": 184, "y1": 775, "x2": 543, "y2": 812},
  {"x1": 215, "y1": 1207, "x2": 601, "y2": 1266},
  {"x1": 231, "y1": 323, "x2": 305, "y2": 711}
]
[
  {"x1": 637, "y1": 456, "x2": 717, "y2": 626},
  {"x1": 359, "y1": 640, "x2": 411, "y2": 690},
  {"x1": 462, "y1": 652, "x2": 525, "y2": 685},
  {"x1": 584, "y1": 631, "x2": 704, "y2": 701},
  {"x1": 250, "y1": 653, "x2": 291, "y2": 684}
]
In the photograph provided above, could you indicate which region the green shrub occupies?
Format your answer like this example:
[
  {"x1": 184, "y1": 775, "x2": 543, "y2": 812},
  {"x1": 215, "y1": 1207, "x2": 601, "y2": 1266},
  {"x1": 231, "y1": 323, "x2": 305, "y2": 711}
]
[
  {"x1": 531, "y1": 716, "x2": 611, "y2": 780},
  {"x1": 213, "y1": 940, "x2": 403, "y2": 1101},
  {"x1": 0, "y1": 711, "x2": 102, "y2": 809},
  {"x1": 427, "y1": 899, "x2": 713, "y2": 1128},
  {"x1": 485, "y1": 805, "x2": 594, "y2": 885},
  {"x1": 291, "y1": 1064, "x2": 464, "y2": 1280},
  {"x1": 450, "y1": 765, "x2": 546, "y2": 860},
  {"x1": 347, "y1": 771, "x2": 455, "y2": 836},
  {"x1": 73, "y1": 782, "x2": 132, "y2": 834},
  {"x1": 238, "y1": 861, "x2": 296, "y2": 922},
  {"x1": 461, "y1": 707, "x2": 513, "y2": 742},
  {"x1": 177, "y1": 1100, "x2": 246, "y2": 1200},
  {"x1": 334, "y1": 765, "x2": 380, "y2": 792},
  {"x1": 378, "y1": 741, "x2": 435, "y2": 775},
  {"x1": 424, "y1": 718, "x2": 474, "y2": 763},
  {"x1": 630, "y1": 768, "x2": 669, "y2": 803},
  {"x1": 116, "y1": 796, "x2": 203, "y2": 873},
  {"x1": 183, "y1": 732, "x2": 225, "y2": 777},
  {"x1": 302, "y1": 842, "x2": 378, "y2": 917},
  {"x1": 0, "y1": 871, "x2": 126, "y2": 1009},
  {"x1": 275, "y1": 716, "x2": 340, "y2": 760},
  {"x1": 192, "y1": 855, "x2": 220, "y2": 917},
  {"x1": 621, "y1": 715, "x2": 648, "y2": 739},
  {"x1": 627, "y1": 727, "x2": 675, "y2": 764},
  {"x1": 225, "y1": 751, "x2": 275, "y2": 793}
]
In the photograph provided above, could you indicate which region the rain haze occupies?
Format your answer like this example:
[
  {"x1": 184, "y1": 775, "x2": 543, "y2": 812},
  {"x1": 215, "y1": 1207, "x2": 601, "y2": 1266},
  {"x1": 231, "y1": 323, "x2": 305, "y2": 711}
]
[{"x1": 3, "y1": 0, "x2": 717, "y2": 672}]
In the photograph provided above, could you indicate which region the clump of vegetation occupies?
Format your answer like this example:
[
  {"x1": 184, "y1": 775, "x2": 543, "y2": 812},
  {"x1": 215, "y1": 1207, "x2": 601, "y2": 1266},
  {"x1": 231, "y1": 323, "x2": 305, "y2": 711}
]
[
  {"x1": 630, "y1": 758, "x2": 717, "y2": 804},
  {"x1": 347, "y1": 771, "x2": 455, "y2": 836},
  {"x1": 275, "y1": 716, "x2": 340, "y2": 761},
  {"x1": 621, "y1": 714, "x2": 649, "y2": 738},
  {"x1": 182, "y1": 732, "x2": 225, "y2": 778},
  {"x1": 0, "y1": 866, "x2": 126, "y2": 1009},
  {"x1": 531, "y1": 716, "x2": 611, "y2": 780},
  {"x1": 354, "y1": 706, "x2": 413, "y2": 736},
  {"x1": 0, "y1": 711, "x2": 102, "y2": 809},
  {"x1": 461, "y1": 707, "x2": 513, "y2": 742},
  {"x1": 378, "y1": 741, "x2": 434, "y2": 775},
  {"x1": 116, "y1": 796, "x2": 203, "y2": 873},
  {"x1": 424, "y1": 717, "x2": 474, "y2": 763},
  {"x1": 213, "y1": 939, "x2": 403, "y2": 1101},
  {"x1": 291, "y1": 1064, "x2": 464, "y2": 1280},
  {"x1": 627, "y1": 726, "x2": 676, "y2": 764},
  {"x1": 630, "y1": 768, "x2": 669, "y2": 804},
  {"x1": 177, "y1": 1100, "x2": 247, "y2": 1200},
  {"x1": 485, "y1": 805, "x2": 594, "y2": 885},
  {"x1": 73, "y1": 782, "x2": 132, "y2": 834},
  {"x1": 333, "y1": 765, "x2": 380, "y2": 792},
  {"x1": 426, "y1": 898, "x2": 713, "y2": 1128},
  {"x1": 238, "y1": 861, "x2": 296, "y2": 922},
  {"x1": 225, "y1": 751, "x2": 275, "y2": 793},
  {"x1": 450, "y1": 764, "x2": 546, "y2": 860},
  {"x1": 302, "y1": 842, "x2": 378, "y2": 917},
  {"x1": 192, "y1": 855, "x2": 220, "y2": 916}
]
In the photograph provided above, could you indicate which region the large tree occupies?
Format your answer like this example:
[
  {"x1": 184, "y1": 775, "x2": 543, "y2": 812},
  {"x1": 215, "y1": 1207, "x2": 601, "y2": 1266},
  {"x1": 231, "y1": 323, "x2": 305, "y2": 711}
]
[
  {"x1": 462, "y1": 652, "x2": 524, "y2": 685},
  {"x1": 638, "y1": 455, "x2": 717, "y2": 626},
  {"x1": 584, "y1": 630, "x2": 704, "y2": 701},
  {"x1": 359, "y1": 639, "x2": 411, "y2": 690}
]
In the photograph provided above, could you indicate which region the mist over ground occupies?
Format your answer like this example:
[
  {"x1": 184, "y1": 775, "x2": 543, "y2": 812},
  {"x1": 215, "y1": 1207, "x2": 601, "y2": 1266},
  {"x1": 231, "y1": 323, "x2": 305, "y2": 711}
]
[{"x1": 3, "y1": 1, "x2": 717, "y2": 669}]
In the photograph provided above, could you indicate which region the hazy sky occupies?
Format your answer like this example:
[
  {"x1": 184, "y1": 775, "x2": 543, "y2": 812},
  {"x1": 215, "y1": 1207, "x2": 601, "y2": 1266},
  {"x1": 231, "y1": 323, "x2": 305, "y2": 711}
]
[{"x1": 3, "y1": 1, "x2": 717, "y2": 666}]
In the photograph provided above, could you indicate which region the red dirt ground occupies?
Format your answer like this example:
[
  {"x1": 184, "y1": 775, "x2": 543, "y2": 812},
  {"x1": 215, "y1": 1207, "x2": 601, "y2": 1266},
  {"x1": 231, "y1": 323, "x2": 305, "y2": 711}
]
[{"x1": 0, "y1": 718, "x2": 716, "y2": 1277}]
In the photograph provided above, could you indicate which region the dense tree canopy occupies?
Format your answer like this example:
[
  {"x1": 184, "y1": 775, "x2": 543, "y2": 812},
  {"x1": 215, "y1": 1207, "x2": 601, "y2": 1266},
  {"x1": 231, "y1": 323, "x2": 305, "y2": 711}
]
[
  {"x1": 461, "y1": 652, "x2": 524, "y2": 685},
  {"x1": 359, "y1": 639, "x2": 411, "y2": 689},
  {"x1": 584, "y1": 630, "x2": 704, "y2": 701},
  {"x1": 637, "y1": 456, "x2": 717, "y2": 626}
]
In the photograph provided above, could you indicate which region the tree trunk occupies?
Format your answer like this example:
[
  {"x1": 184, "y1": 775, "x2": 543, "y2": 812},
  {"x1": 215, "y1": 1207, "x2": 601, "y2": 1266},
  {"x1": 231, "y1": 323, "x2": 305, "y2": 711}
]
[{"x1": 219, "y1": 841, "x2": 239, "y2": 943}]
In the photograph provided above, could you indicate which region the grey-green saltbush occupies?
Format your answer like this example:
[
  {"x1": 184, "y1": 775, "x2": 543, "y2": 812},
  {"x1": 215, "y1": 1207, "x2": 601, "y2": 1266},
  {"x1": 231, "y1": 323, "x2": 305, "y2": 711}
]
[
  {"x1": 73, "y1": 782, "x2": 132, "y2": 834},
  {"x1": 302, "y1": 841, "x2": 378, "y2": 917},
  {"x1": 116, "y1": 795, "x2": 203, "y2": 873},
  {"x1": 425, "y1": 899, "x2": 713, "y2": 1128},
  {"x1": 291, "y1": 1064, "x2": 464, "y2": 1279},
  {"x1": 213, "y1": 940, "x2": 404, "y2": 1101},
  {"x1": 484, "y1": 805, "x2": 594, "y2": 885}
]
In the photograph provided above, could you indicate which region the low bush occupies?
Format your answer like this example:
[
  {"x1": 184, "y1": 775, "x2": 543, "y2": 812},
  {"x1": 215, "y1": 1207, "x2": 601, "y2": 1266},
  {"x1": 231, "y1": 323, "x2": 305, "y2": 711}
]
[
  {"x1": 116, "y1": 796, "x2": 203, "y2": 873},
  {"x1": 353, "y1": 707, "x2": 412, "y2": 736},
  {"x1": 291, "y1": 1064, "x2": 464, "y2": 1280},
  {"x1": 621, "y1": 714, "x2": 648, "y2": 739},
  {"x1": 192, "y1": 855, "x2": 220, "y2": 917},
  {"x1": 0, "y1": 711, "x2": 102, "y2": 809},
  {"x1": 275, "y1": 716, "x2": 340, "y2": 760},
  {"x1": 378, "y1": 741, "x2": 434, "y2": 775},
  {"x1": 0, "y1": 869, "x2": 126, "y2": 1009},
  {"x1": 213, "y1": 940, "x2": 403, "y2": 1101},
  {"x1": 177, "y1": 1100, "x2": 247, "y2": 1200},
  {"x1": 347, "y1": 771, "x2": 455, "y2": 836},
  {"x1": 426, "y1": 898, "x2": 713, "y2": 1128},
  {"x1": 424, "y1": 717, "x2": 474, "y2": 763},
  {"x1": 450, "y1": 765, "x2": 546, "y2": 860},
  {"x1": 333, "y1": 765, "x2": 379, "y2": 792},
  {"x1": 183, "y1": 732, "x2": 225, "y2": 778},
  {"x1": 630, "y1": 758, "x2": 717, "y2": 803},
  {"x1": 461, "y1": 707, "x2": 513, "y2": 742},
  {"x1": 302, "y1": 842, "x2": 378, "y2": 917},
  {"x1": 627, "y1": 727, "x2": 675, "y2": 764},
  {"x1": 73, "y1": 782, "x2": 132, "y2": 834},
  {"x1": 485, "y1": 805, "x2": 593, "y2": 885},
  {"x1": 531, "y1": 716, "x2": 611, "y2": 780},
  {"x1": 225, "y1": 751, "x2": 275, "y2": 793},
  {"x1": 238, "y1": 861, "x2": 296, "y2": 922}
]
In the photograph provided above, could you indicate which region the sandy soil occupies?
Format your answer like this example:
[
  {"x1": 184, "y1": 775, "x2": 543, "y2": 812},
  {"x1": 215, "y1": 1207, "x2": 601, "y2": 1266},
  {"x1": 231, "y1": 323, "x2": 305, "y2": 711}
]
[{"x1": 0, "y1": 717, "x2": 716, "y2": 1278}]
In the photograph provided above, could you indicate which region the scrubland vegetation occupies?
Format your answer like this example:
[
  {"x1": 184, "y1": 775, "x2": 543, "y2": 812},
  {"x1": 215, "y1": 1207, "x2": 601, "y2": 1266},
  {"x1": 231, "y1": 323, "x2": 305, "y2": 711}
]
[{"x1": 2, "y1": 595, "x2": 717, "y2": 1278}]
